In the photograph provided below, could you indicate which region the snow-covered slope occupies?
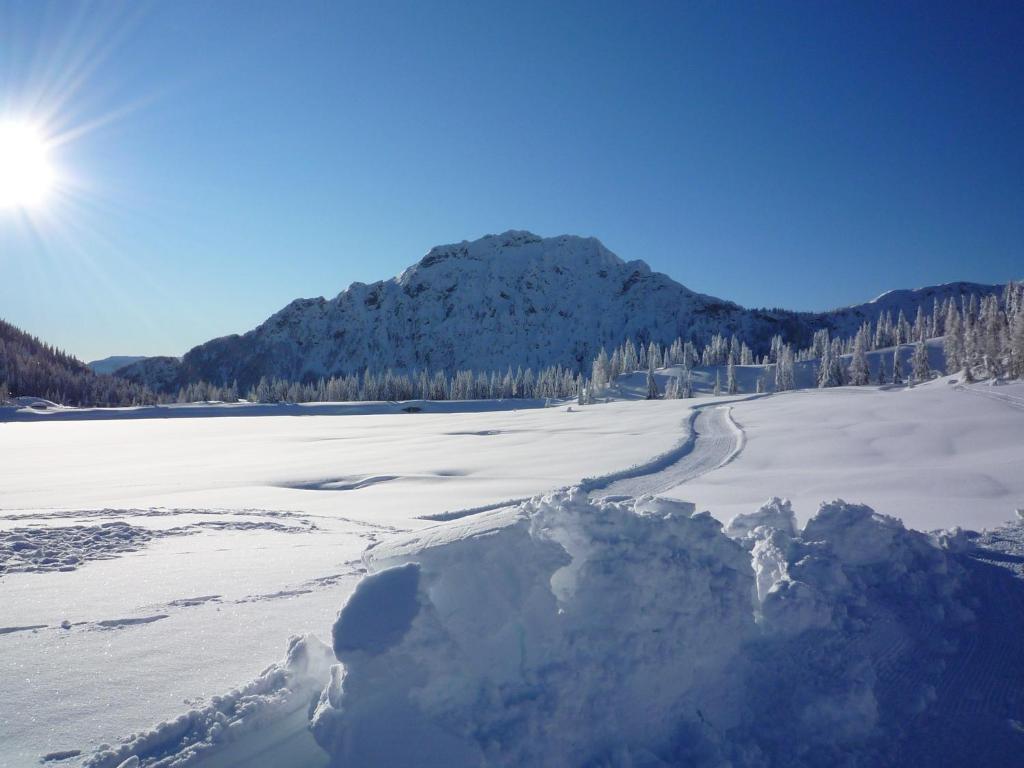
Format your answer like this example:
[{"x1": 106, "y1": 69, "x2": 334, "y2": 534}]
[
  {"x1": 118, "y1": 231, "x2": 1004, "y2": 392},
  {"x1": 817, "y1": 281, "x2": 1003, "y2": 338}
]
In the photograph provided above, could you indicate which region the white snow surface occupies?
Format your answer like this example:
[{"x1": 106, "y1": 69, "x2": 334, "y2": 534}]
[
  {"x1": 669, "y1": 379, "x2": 1024, "y2": 531},
  {"x1": 3, "y1": 380, "x2": 1024, "y2": 767},
  {"x1": 0, "y1": 399, "x2": 690, "y2": 766}
]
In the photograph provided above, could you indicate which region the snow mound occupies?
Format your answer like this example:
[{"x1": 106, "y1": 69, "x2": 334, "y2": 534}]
[
  {"x1": 84, "y1": 634, "x2": 334, "y2": 768},
  {"x1": 313, "y1": 489, "x2": 753, "y2": 766},
  {"x1": 311, "y1": 490, "x2": 978, "y2": 766}
]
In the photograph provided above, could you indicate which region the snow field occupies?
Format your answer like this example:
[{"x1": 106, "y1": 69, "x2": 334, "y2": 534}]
[
  {"x1": 668, "y1": 379, "x2": 1024, "y2": 531},
  {"x1": 2, "y1": 380, "x2": 1023, "y2": 766},
  {"x1": 0, "y1": 400, "x2": 691, "y2": 766}
]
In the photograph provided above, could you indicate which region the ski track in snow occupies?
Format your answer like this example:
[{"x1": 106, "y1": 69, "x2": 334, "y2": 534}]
[
  {"x1": 418, "y1": 399, "x2": 754, "y2": 522},
  {"x1": 589, "y1": 404, "x2": 746, "y2": 499},
  {"x1": 955, "y1": 382, "x2": 1024, "y2": 412}
]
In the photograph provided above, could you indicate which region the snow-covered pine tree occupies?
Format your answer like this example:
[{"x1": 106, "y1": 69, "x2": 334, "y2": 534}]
[
  {"x1": 911, "y1": 339, "x2": 930, "y2": 383},
  {"x1": 623, "y1": 340, "x2": 639, "y2": 373},
  {"x1": 713, "y1": 369, "x2": 721, "y2": 397},
  {"x1": 648, "y1": 341, "x2": 663, "y2": 370},
  {"x1": 874, "y1": 312, "x2": 889, "y2": 349},
  {"x1": 913, "y1": 306, "x2": 927, "y2": 342},
  {"x1": 608, "y1": 348, "x2": 622, "y2": 380},
  {"x1": 981, "y1": 295, "x2": 1006, "y2": 377},
  {"x1": 943, "y1": 302, "x2": 964, "y2": 374},
  {"x1": 645, "y1": 365, "x2": 660, "y2": 400},
  {"x1": 774, "y1": 345, "x2": 795, "y2": 391},
  {"x1": 896, "y1": 310, "x2": 910, "y2": 345},
  {"x1": 1010, "y1": 308, "x2": 1024, "y2": 379},
  {"x1": 848, "y1": 329, "x2": 870, "y2": 385},
  {"x1": 817, "y1": 336, "x2": 844, "y2": 388},
  {"x1": 591, "y1": 348, "x2": 609, "y2": 393},
  {"x1": 891, "y1": 346, "x2": 903, "y2": 385},
  {"x1": 727, "y1": 356, "x2": 738, "y2": 394}
]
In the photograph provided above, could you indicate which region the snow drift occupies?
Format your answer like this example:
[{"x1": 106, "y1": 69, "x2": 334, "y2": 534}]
[
  {"x1": 310, "y1": 490, "x2": 981, "y2": 767},
  {"x1": 84, "y1": 634, "x2": 335, "y2": 768}
]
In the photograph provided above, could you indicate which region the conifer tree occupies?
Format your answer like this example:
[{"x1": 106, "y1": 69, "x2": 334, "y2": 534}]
[
  {"x1": 911, "y1": 339, "x2": 930, "y2": 383},
  {"x1": 849, "y1": 329, "x2": 870, "y2": 385},
  {"x1": 645, "y1": 365, "x2": 660, "y2": 400},
  {"x1": 943, "y1": 303, "x2": 964, "y2": 374},
  {"x1": 682, "y1": 371, "x2": 694, "y2": 398},
  {"x1": 591, "y1": 348, "x2": 609, "y2": 393},
  {"x1": 1010, "y1": 309, "x2": 1024, "y2": 379}
]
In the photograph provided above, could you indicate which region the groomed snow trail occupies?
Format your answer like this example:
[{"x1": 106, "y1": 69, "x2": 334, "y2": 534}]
[
  {"x1": 587, "y1": 404, "x2": 745, "y2": 500},
  {"x1": 420, "y1": 401, "x2": 749, "y2": 521}
]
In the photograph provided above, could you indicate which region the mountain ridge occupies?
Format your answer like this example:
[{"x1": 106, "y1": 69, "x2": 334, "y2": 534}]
[{"x1": 114, "y1": 231, "x2": 1006, "y2": 392}]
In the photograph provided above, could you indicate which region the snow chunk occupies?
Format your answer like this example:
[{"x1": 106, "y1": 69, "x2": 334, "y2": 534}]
[
  {"x1": 801, "y1": 499, "x2": 905, "y2": 566},
  {"x1": 725, "y1": 496, "x2": 798, "y2": 539}
]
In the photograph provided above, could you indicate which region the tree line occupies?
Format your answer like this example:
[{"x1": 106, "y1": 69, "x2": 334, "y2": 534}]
[
  {"x1": 4, "y1": 282, "x2": 1022, "y2": 408},
  {"x1": 0, "y1": 319, "x2": 161, "y2": 407},
  {"x1": 587, "y1": 282, "x2": 1024, "y2": 400}
]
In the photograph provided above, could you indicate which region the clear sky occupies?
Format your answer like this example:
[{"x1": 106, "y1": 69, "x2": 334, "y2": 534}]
[{"x1": 1, "y1": 0, "x2": 1021, "y2": 361}]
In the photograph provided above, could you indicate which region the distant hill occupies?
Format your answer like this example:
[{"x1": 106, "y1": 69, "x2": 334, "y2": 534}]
[
  {"x1": 0, "y1": 319, "x2": 158, "y2": 407},
  {"x1": 87, "y1": 355, "x2": 146, "y2": 375},
  {"x1": 115, "y1": 231, "x2": 1005, "y2": 393}
]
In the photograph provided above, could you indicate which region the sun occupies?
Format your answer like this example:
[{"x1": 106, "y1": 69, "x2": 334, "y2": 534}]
[{"x1": 0, "y1": 122, "x2": 56, "y2": 209}]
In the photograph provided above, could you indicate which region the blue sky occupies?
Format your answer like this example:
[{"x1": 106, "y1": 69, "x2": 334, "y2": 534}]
[{"x1": 1, "y1": 0, "x2": 1021, "y2": 361}]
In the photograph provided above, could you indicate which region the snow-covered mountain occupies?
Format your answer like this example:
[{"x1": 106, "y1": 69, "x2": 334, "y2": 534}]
[{"x1": 117, "y1": 231, "x2": 1004, "y2": 391}]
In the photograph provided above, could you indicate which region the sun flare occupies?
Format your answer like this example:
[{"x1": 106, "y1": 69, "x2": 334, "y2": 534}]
[{"x1": 0, "y1": 121, "x2": 56, "y2": 209}]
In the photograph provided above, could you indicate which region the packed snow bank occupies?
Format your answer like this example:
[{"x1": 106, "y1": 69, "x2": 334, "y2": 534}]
[
  {"x1": 311, "y1": 490, "x2": 984, "y2": 766},
  {"x1": 313, "y1": 490, "x2": 753, "y2": 766},
  {"x1": 84, "y1": 634, "x2": 334, "y2": 768}
]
